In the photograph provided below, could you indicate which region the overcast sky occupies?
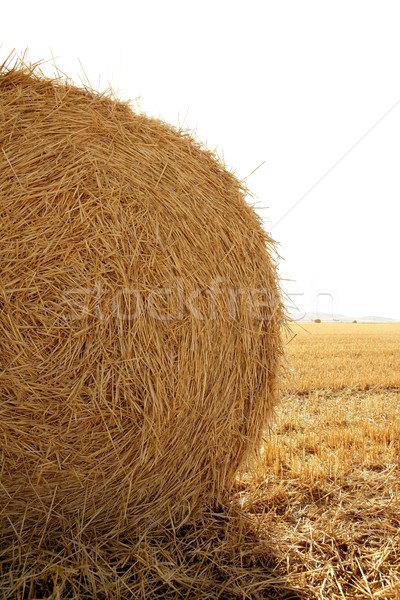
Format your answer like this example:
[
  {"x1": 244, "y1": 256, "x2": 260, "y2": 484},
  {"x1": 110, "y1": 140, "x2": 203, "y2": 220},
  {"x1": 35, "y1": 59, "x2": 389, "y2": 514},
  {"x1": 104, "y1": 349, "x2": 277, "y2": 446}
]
[{"x1": 2, "y1": 0, "x2": 399, "y2": 319}]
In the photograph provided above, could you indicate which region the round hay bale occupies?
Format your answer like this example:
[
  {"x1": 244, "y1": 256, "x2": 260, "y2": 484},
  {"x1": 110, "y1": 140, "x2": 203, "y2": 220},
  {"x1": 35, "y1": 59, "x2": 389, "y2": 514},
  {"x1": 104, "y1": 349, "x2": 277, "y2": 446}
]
[
  {"x1": 0, "y1": 63, "x2": 284, "y2": 548},
  {"x1": 314, "y1": 318, "x2": 321, "y2": 323}
]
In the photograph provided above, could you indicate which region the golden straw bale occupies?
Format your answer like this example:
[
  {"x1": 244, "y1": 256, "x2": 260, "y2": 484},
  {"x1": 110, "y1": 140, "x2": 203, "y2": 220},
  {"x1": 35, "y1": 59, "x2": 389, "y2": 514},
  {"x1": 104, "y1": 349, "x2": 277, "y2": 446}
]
[{"x1": 0, "y1": 62, "x2": 284, "y2": 555}]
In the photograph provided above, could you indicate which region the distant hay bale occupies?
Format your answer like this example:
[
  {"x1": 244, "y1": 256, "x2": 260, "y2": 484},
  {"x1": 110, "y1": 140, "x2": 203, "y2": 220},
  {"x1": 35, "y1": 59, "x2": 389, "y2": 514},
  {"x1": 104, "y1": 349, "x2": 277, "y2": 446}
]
[
  {"x1": 0, "y1": 61, "x2": 284, "y2": 562},
  {"x1": 314, "y1": 318, "x2": 321, "y2": 323},
  {"x1": 352, "y1": 320, "x2": 357, "y2": 323}
]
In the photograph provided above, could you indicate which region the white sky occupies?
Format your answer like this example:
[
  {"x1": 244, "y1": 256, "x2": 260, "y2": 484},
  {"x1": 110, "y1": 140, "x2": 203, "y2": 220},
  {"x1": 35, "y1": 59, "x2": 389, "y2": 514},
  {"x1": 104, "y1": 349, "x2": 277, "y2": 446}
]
[{"x1": 2, "y1": 0, "x2": 399, "y2": 319}]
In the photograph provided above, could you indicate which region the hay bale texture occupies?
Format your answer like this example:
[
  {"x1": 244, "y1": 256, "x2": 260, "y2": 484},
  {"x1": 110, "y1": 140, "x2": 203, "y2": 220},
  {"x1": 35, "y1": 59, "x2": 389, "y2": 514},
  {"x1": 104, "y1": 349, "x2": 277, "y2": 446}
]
[{"x1": 0, "y1": 61, "x2": 283, "y2": 555}]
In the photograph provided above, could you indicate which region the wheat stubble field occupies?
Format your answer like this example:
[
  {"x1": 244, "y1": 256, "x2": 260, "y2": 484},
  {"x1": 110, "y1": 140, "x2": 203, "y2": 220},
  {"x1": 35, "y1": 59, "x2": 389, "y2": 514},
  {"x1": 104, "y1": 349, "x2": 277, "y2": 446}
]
[
  {"x1": 1, "y1": 318, "x2": 398, "y2": 599},
  {"x1": 243, "y1": 322, "x2": 400, "y2": 599}
]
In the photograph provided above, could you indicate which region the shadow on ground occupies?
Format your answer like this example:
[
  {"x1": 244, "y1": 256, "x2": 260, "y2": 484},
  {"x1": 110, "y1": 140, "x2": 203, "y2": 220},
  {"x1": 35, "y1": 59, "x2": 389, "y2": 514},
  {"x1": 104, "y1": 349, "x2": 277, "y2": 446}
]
[{"x1": 1, "y1": 503, "x2": 306, "y2": 599}]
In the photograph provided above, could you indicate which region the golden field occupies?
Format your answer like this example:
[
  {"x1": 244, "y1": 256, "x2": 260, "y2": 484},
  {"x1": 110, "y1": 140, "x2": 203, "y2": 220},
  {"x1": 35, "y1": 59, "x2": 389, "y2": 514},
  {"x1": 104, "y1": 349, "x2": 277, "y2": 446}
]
[
  {"x1": 246, "y1": 322, "x2": 400, "y2": 599},
  {"x1": 284, "y1": 322, "x2": 400, "y2": 393}
]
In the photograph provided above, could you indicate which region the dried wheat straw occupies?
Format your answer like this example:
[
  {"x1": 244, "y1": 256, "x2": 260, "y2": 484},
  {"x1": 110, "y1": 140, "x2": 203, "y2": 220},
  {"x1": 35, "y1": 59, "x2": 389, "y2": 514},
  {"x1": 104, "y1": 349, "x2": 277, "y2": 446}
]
[{"x1": 0, "y1": 57, "x2": 284, "y2": 597}]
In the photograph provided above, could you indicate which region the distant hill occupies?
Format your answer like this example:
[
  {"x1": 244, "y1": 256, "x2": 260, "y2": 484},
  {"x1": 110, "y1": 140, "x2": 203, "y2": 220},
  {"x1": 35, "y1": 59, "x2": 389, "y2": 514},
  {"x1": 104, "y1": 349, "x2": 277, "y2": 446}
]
[
  {"x1": 359, "y1": 315, "x2": 399, "y2": 323},
  {"x1": 288, "y1": 311, "x2": 399, "y2": 323}
]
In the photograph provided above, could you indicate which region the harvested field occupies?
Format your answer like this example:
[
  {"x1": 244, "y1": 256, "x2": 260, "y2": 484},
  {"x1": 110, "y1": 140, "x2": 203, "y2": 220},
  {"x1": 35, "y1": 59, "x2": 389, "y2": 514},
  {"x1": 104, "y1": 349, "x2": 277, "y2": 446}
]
[{"x1": 2, "y1": 322, "x2": 399, "y2": 598}]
